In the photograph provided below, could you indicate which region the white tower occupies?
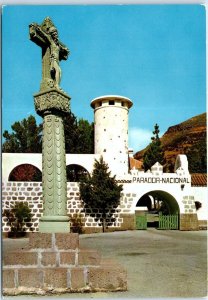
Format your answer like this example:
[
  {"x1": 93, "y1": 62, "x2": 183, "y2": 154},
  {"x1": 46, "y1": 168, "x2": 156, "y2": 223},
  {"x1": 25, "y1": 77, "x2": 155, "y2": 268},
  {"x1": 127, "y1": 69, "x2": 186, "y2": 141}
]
[{"x1": 91, "y1": 95, "x2": 133, "y2": 177}]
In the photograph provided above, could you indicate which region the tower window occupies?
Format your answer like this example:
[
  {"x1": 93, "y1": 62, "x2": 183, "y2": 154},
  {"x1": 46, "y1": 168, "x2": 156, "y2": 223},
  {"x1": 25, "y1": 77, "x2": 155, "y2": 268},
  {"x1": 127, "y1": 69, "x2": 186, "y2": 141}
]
[
  {"x1": 99, "y1": 101, "x2": 102, "y2": 107},
  {"x1": 109, "y1": 100, "x2": 115, "y2": 105},
  {"x1": 121, "y1": 102, "x2": 124, "y2": 106}
]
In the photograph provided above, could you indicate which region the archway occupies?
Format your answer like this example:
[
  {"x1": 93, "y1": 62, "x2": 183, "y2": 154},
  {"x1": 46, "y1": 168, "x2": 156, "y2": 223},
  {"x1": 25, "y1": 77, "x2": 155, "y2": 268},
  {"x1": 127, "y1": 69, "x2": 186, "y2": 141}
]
[
  {"x1": 8, "y1": 164, "x2": 42, "y2": 181},
  {"x1": 66, "y1": 164, "x2": 89, "y2": 182},
  {"x1": 136, "y1": 190, "x2": 180, "y2": 228}
]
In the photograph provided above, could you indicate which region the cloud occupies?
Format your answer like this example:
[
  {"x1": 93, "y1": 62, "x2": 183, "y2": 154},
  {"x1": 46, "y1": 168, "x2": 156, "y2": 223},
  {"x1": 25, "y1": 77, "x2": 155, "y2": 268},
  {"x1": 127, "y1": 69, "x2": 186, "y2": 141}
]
[{"x1": 128, "y1": 127, "x2": 152, "y2": 153}]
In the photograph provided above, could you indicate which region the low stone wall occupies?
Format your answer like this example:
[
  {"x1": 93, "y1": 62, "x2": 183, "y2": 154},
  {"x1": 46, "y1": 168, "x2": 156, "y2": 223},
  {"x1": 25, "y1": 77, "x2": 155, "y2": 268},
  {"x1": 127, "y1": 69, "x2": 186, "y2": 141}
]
[
  {"x1": 2, "y1": 181, "x2": 135, "y2": 233},
  {"x1": 180, "y1": 214, "x2": 199, "y2": 231},
  {"x1": 198, "y1": 220, "x2": 207, "y2": 230},
  {"x1": 3, "y1": 181, "x2": 205, "y2": 232}
]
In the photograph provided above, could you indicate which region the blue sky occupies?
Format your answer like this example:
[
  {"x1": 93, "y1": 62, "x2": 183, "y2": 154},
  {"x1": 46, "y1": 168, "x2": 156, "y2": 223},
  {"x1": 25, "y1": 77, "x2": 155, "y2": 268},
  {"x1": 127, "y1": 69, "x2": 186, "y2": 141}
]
[{"x1": 2, "y1": 5, "x2": 206, "y2": 152}]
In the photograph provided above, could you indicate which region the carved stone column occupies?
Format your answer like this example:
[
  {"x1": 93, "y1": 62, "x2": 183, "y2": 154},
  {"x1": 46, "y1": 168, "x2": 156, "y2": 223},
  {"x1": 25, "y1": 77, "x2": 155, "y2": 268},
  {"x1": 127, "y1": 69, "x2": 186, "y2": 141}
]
[{"x1": 34, "y1": 88, "x2": 71, "y2": 232}]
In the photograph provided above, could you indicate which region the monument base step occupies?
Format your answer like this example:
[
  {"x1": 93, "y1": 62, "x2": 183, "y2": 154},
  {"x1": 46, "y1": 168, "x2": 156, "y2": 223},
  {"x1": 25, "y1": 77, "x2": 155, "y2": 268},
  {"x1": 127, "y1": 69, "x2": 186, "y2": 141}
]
[
  {"x1": 3, "y1": 233, "x2": 127, "y2": 295},
  {"x1": 39, "y1": 219, "x2": 70, "y2": 233}
]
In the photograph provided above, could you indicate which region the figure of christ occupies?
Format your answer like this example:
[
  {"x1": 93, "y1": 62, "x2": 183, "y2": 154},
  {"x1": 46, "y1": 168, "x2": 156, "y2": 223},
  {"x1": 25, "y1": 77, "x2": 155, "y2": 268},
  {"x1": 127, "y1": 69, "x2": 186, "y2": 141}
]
[{"x1": 29, "y1": 17, "x2": 69, "y2": 91}]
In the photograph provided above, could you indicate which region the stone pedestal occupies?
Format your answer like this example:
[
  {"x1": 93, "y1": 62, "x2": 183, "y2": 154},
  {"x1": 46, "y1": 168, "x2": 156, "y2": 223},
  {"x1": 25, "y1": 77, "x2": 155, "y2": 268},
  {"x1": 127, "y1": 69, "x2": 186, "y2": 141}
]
[{"x1": 3, "y1": 233, "x2": 127, "y2": 295}]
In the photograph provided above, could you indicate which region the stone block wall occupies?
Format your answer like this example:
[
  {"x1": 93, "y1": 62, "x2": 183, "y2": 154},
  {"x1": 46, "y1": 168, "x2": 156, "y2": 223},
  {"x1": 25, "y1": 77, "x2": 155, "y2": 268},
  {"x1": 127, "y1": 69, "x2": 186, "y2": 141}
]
[
  {"x1": 3, "y1": 233, "x2": 127, "y2": 295},
  {"x1": 2, "y1": 182, "x2": 43, "y2": 233},
  {"x1": 182, "y1": 195, "x2": 197, "y2": 214},
  {"x1": 2, "y1": 182, "x2": 136, "y2": 232},
  {"x1": 180, "y1": 214, "x2": 199, "y2": 231},
  {"x1": 2, "y1": 181, "x2": 205, "y2": 232}
]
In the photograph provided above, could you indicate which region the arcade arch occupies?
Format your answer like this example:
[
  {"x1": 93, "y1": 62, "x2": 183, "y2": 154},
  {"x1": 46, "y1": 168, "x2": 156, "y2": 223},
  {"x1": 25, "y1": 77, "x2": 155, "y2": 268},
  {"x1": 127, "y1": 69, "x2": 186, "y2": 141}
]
[
  {"x1": 9, "y1": 164, "x2": 42, "y2": 182},
  {"x1": 66, "y1": 164, "x2": 89, "y2": 182},
  {"x1": 136, "y1": 190, "x2": 180, "y2": 228},
  {"x1": 136, "y1": 190, "x2": 180, "y2": 215}
]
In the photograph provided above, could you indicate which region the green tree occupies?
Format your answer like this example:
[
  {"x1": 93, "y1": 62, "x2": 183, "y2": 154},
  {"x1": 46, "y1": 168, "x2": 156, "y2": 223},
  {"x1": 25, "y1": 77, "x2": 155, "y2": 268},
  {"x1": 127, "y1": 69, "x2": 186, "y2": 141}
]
[
  {"x1": 2, "y1": 115, "x2": 42, "y2": 153},
  {"x1": 79, "y1": 157, "x2": 123, "y2": 232},
  {"x1": 63, "y1": 113, "x2": 94, "y2": 154},
  {"x1": 63, "y1": 112, "x2": 80, "y2": 154},
  {"x1": 77, "y1": 119, "x2": 94, "y2": 154},
  {"x1": 143, "y1": 123, "x2": 165, "y2": 171},
  {"x1": 2, "y1": 113, "x2": 94, "y2": 155}
]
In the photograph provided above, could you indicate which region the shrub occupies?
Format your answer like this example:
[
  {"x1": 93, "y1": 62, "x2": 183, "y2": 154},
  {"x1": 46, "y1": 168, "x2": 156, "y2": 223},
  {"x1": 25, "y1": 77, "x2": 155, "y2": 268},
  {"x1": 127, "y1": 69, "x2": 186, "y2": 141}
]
[
  {"x1": 70, "y1": 213, "x2": 84, "y2": 234},
  {"x1": 3, "y1": 202, "x2": 33, "y2": 238}
]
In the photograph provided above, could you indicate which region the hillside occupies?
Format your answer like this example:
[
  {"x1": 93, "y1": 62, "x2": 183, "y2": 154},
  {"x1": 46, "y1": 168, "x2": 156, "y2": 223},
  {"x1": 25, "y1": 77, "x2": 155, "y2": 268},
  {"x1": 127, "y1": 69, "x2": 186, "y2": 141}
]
[{"x1": 134, "y1": 113, "x2": 207, "y2": 173}]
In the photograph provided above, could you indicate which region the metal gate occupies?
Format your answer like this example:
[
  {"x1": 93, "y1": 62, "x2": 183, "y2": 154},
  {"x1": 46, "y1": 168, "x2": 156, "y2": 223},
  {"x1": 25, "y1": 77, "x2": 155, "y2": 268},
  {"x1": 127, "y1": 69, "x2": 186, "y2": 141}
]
[
  {"x1": 136, "y1": 215, "x2": 147, "y2": 230},
  {"x1": 158, "y1": 213, "x2": 179, "y2": 230}
]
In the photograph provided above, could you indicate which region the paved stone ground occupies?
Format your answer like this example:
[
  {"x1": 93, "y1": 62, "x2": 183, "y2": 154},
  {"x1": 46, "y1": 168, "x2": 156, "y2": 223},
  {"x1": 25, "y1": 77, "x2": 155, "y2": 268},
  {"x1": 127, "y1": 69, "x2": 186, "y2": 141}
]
[{"x1": 2, "y1": 229, "x2": 207, "y2": 299}]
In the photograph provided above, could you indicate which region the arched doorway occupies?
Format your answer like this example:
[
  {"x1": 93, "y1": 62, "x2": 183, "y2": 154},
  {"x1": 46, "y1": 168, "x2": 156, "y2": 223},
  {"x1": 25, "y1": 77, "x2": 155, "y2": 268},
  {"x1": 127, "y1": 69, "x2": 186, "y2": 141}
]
[
  {"x1": 66, "y1": 164, "x2": 89, "y2": 182},
  {"x1": 8, "y1": 164, "x2": 42, "y2": 181},
  {"x1": 136, "y1": 190, "x2": 180, "y2": 229}
]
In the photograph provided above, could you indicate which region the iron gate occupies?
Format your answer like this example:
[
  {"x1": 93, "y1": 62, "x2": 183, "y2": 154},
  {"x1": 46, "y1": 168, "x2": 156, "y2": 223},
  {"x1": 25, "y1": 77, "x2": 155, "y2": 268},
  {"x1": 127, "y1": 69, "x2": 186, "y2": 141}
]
[
  {"x1": 158, "y1": 213, "x2": 179, "y2": 230},
  {"x1": 136, "y1": 215, "x2": 147, "y2": 230},
  {"x1": 136, "y1": 213, "x2": 179, "y2": 230}
]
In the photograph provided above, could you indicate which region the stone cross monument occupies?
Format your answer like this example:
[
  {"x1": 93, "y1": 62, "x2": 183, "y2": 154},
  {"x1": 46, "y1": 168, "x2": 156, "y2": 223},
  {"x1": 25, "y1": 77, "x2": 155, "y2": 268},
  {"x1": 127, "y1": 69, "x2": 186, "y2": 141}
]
[{"x1": 29, "y1": 17, "x2": 70, "y2": 232}]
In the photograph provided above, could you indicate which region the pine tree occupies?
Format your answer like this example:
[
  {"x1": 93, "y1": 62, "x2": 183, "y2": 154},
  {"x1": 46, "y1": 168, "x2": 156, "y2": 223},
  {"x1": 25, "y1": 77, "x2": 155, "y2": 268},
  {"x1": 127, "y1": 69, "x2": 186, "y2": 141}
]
[
  {"x1": 2, "y1": 113, "x2": 94, "y2": 154},
  {"x1": 2, "y1": 115, "x2": 42, "y2": 153},
  {"x1": 79, "y1": 157, "x2": 123, "y2": 232},
  {"x1": 143, "y1": 123, "x2": 165, "y2": 171},
  {"x1": 76, "y1": 119, "x2": 94, "y2": 154}
]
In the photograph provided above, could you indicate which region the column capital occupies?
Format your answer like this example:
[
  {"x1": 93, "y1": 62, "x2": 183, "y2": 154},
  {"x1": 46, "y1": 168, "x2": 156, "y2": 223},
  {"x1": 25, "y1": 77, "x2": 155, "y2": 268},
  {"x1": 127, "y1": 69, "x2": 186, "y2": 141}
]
[{"x1": 34, "y1": 88, "x2": 70, "y2": 117}]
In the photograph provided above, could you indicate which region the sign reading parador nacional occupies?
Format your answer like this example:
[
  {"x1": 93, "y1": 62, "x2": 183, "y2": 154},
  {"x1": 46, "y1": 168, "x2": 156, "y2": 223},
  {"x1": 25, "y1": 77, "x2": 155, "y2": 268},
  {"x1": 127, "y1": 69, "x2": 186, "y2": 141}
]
[{"x1": 132, "y1": 176, "x2": 190, "y2": 184}]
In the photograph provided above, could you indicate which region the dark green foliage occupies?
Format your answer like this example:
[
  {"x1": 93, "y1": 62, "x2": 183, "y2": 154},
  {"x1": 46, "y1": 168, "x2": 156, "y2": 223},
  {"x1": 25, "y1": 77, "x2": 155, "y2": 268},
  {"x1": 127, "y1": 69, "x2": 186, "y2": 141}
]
[
  {"x1": 79, "y1": 157, "x2": 123, "y2": 232},
  {"x1": 2, "y1": 115, "x2": 42, "y2": 153},
  {"x1": 3, "y1": 202, "x2": 33, "y2": 237},
  {"x1": 63, "y1": 112, "x2": 94, "y2": 154},
  {"x1": 63, "y1": 112, "x2": 79, "y2": 154},
  {"x1": 143, "y1": 124, "x2": 165, "y2": 171},
  {"x1": 70, "y1": 213, "x2": 84, "y2": 234},
  {"x1": 186, "y1": 139, "x2": 207, "y2": 173},
  {"x1": 77, "y1": 119, "x2": 94, "y2": 154},
  {"x1": 2, "y1": 113, "x2": 94, "y2": 154}
]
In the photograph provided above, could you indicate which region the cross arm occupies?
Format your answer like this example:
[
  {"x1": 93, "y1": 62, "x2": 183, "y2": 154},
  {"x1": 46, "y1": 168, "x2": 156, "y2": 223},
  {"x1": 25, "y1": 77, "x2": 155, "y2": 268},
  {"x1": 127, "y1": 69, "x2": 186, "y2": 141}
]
[{"x1": 29, "y1": 23, "x2": 50, "y2": 48}]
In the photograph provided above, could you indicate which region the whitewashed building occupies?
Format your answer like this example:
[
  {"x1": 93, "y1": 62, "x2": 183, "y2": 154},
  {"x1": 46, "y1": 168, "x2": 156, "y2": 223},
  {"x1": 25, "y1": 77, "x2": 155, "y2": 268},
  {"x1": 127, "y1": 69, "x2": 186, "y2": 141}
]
[{"x1": 2, "y1": 95, "x2": 207, "y2": 232}]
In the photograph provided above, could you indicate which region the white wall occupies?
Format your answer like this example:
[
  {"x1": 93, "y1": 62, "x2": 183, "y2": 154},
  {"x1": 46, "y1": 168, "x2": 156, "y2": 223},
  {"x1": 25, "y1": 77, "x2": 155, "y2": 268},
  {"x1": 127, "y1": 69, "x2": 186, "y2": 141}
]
[
  {"x1": 2, "y1": 153, "x2": 100, "y2": 181},
  {"x1": 191, "y1": 187, "x2": 208, "y2": 221}
]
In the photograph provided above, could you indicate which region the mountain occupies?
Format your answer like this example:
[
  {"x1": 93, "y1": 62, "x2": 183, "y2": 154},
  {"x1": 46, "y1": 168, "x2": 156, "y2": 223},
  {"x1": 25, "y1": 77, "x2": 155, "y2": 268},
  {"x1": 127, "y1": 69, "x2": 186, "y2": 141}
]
[{"x1": 134, "y1": 113, "x2": 207, "y2": 173}]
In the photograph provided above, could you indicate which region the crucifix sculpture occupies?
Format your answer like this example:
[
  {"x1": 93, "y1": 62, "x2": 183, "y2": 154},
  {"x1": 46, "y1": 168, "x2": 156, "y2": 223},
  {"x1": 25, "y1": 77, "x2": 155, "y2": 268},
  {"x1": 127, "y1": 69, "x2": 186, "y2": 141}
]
[
  {"x1": 29, "y1": 17, "x2": 71, "y2": 232},
  {"x1": 29, "y1": 17, "x2": 69, "y2": 91}
]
